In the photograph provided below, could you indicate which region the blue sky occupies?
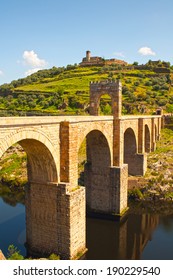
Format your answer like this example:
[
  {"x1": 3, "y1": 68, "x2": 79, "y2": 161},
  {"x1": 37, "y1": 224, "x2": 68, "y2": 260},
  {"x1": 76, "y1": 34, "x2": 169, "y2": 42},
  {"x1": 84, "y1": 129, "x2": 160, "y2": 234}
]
[{"x1": 0, "y1": 0, "x2": 173, "y2": 85}]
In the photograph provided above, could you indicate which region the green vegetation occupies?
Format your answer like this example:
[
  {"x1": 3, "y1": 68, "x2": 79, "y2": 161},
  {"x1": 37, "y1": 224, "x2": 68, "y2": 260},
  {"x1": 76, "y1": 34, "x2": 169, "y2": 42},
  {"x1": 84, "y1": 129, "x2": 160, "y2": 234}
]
[
  {"x1": 7, "y1": 245, "x2": 24, "y2": 260},
  {"x1": 48, "y1": 253, "x2": 60, "y2": 260},
  {"x1": 6, "y1": 244, "x2": 60, "y2": 260},
  {"x1": 0, "y1": 183, "x2": 25, "y2": 206},
  {"x1": 0, "y1": 60, "x2": 173, "y2": 116},
  {"x1": 129, "y1": 128, "x2": 173, "y2": 201},
  {"x1": 128, "y1": 188, "x2": 144, "y2": 200},
  {"x1": 0, "y1": 145, "x2": 27, "y2": 188}
]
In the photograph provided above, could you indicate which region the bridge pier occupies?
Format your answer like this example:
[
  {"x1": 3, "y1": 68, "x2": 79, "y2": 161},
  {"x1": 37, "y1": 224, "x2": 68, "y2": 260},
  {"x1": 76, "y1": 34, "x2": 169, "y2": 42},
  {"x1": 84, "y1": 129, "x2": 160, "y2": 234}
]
[
  {"x1": 109, "y1": 165, "x2": 128, "y2": 215},
  {"x1": 25, "y1": 182, "x2": 86, "y2": 259},
  {"x1": 125, "y1": 153, "x2": 147, "y2": 176},
  {"x1": 84, "y1": 164, "x2": 128, "y2": 217}
]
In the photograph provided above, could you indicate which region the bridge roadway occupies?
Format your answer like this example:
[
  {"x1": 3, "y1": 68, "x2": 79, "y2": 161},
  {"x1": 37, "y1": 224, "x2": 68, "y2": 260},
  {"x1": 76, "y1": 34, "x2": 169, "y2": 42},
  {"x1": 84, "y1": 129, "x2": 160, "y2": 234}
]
[{"x1": 0, "y1": 114, "x2": 161, "y2": 124}]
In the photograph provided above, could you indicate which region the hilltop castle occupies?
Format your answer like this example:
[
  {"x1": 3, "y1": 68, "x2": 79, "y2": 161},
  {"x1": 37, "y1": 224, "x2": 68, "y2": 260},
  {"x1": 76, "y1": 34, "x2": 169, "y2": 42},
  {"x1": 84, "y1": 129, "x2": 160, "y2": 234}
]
[{"x1": 80, "y1": 50, "x2": 128, "y2": 67}]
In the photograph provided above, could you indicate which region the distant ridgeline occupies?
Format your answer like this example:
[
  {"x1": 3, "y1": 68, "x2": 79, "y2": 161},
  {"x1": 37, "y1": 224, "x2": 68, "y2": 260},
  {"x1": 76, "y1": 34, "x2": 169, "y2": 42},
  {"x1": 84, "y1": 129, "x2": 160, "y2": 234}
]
[{"x1": 79, "y1": 50, "x2": 128, "y2": 67}]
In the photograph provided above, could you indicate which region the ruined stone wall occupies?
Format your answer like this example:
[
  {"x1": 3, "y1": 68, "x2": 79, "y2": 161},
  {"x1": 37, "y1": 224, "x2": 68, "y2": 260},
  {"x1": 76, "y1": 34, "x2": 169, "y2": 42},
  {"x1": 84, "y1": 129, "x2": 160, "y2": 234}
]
[{"x1": 80, "y1": 51, "x2": 127, "y2": 67}]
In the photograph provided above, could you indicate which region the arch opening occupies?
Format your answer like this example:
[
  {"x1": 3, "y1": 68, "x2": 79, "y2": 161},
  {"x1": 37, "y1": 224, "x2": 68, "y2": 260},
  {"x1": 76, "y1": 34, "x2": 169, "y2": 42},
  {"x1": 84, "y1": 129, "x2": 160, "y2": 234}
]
[
  {"x1": 145, "y1": 125, "x2": 150, "y2": 153},
  {"x1": 124, "y1": 128, "x2": 137, "y2": 175},
  {"x1": 98, "y1": 94, "x2": 112, "y2": 115},
  {"x1": 1, "y1": 136, "x2": 58, "y2": 185},
  {"x1": 155, "y1": 124, "x2": 158, "y2": 142},
  {"x1": 78, "y1": 129, "x2": 111, "y2": 213},
  {"x1": 19, "y1": 139, "x2": 58, "y2": 183},
  {"x1": 0, "y1": 136, "x2": 59, "y2": 258}
]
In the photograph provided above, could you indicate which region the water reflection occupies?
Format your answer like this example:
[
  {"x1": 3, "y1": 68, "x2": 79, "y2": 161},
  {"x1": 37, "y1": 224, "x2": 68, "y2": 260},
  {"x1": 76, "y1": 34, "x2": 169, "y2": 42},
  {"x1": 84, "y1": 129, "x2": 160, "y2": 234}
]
[
  {"x1": 86, "y1": 214, "x2": 159, "y2": 260},
  {"x1": 0, "y1": 187, "x2": 173, "y2": 259},
  {"x1": 0, "y1": 183, "x2": 25, "y2": 206},
  {"x1": 0, "y1": 197, "x2": 26, "y2": 256}
]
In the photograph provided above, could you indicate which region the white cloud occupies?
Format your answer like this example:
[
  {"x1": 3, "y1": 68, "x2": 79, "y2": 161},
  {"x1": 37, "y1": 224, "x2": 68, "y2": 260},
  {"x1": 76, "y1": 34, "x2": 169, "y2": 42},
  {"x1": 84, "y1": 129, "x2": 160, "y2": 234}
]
[
  {"x1": 23, "y1": 50, "x2": 47, "y2": 68},
  {"x1": 22, "y1": 50, "x2": 48, "y2": 77},
  {"x1": 25, "y1": 68, "x2": 41, "y2": 76},
  {"x1": 0, "y1": 70, "x2": 4, "y2": 76},
  {"x1": 113, "y1": 52, "x2": 125, "y2": 58},
  {"x1": 138, "y1": 47, "x2": 156, "y2": 56}
]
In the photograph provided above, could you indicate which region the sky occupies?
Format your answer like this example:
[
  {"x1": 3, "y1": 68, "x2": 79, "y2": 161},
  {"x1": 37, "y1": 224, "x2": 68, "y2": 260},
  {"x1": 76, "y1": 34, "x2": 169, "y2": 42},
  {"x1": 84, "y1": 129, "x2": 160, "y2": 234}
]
[{"x1": 0, "y1": 0, "x2": 173, "y2": 85}]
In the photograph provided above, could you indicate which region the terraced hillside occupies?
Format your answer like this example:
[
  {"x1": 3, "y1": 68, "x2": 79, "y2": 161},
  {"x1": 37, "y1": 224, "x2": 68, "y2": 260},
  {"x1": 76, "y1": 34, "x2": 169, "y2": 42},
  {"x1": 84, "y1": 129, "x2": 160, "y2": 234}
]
[{"x1": 0, "y1": 62, "x2": 172, "y2": 116}]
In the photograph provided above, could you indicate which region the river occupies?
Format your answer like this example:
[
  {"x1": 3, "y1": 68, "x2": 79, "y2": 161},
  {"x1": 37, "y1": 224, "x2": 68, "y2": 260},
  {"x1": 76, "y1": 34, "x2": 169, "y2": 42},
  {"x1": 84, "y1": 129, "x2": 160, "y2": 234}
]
[{"x1": 0, "y1": 194, "x2": 173, "y2": 260}]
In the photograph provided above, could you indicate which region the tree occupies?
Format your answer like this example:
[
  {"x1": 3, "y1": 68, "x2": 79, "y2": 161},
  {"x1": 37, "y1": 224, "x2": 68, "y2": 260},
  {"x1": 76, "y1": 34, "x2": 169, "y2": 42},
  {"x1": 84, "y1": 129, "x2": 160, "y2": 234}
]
[
  {"x1": 133, "y1": 61, "x2": 139, "y2": 66},
  {"x1": 166, "y1": 104, "x2": 173, "y2": 114}
]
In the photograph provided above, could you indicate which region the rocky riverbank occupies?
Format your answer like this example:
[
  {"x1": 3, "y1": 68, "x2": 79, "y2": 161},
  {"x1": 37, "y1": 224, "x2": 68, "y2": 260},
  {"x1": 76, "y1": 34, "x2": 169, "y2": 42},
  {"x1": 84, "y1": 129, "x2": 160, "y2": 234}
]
[{"x1": 128, "y1": 128, "x2": 173, "y2": 202}]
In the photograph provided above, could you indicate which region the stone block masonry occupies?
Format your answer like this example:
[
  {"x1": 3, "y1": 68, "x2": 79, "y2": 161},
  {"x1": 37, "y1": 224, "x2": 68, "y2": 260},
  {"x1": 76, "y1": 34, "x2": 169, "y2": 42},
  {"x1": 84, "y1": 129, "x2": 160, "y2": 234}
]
[
  {"x1": 0, "y1": 80, "x2": 162, "y2": 259},
  {"x1": 26, "y1": 182, "x2": 86, "y2": 259},
  {"x1": 90, "y1": 80, "x2": 122, "y2": 118}
]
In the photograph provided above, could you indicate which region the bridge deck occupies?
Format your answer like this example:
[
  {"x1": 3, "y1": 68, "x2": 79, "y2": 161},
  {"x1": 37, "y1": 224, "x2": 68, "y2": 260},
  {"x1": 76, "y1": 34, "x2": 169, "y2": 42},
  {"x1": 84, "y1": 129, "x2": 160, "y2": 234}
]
[{"x1": 0, "y1": 114, "x2": 162, "y2": 126}]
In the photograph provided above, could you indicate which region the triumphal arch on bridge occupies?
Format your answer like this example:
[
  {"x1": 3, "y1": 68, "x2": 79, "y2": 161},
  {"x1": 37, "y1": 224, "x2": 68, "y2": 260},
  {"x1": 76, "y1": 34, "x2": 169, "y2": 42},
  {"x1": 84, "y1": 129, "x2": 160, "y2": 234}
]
[{"x1": 0, "y1": 80, "x2": 162, "y2": 259}]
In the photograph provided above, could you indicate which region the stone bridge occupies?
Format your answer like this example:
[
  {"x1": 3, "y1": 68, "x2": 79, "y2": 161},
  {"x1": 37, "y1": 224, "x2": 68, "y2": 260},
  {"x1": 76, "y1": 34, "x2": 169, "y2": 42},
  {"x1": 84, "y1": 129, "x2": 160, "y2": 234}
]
[{"x1": 0, "y1": 80, "x2": 162, "y2": 259}]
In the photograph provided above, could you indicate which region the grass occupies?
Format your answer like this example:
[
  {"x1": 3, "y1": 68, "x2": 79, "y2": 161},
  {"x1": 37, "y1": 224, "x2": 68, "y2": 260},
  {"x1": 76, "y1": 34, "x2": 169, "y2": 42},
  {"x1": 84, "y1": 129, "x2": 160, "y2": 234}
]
[
  {"x1": 0, "y1": 64, "x2": 172, "y2": 116},
  {"x1": 14, "y1": 67, "x2": 107, "y2": 93},
  {"x1": 153, "y1": 128, "x2": 173, "y2": 154}
]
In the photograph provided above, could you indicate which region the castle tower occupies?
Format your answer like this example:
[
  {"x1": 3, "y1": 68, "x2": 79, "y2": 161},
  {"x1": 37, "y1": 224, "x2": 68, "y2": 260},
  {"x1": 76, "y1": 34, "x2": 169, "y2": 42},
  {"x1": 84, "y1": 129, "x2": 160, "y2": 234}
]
[{"x1": 86, "y1": 50, "x2": 91, "y2": 62}]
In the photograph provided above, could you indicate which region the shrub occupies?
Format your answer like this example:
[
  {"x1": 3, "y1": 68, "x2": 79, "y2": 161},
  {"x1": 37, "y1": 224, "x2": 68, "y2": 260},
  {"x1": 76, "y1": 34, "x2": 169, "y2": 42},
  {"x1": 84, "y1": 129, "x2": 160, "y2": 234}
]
[
  {"x1": 134, "y1": 81, "x2": 140, "y2": 86},
  {"x1": 128, "y1": 188, "x2": 143, "y2": 200},
  {"x1": 48, "y1": 253, "x2": 60, "y2": 260},
  {"x1": 7, "y1": 245, "x2": 24, "y2": 260},
  {"x1": 145, "y1": 81, "x2": 152, "y2": 86},
  {"x1": 153, "y1": 85, "x2": 160, "y2": 91}
]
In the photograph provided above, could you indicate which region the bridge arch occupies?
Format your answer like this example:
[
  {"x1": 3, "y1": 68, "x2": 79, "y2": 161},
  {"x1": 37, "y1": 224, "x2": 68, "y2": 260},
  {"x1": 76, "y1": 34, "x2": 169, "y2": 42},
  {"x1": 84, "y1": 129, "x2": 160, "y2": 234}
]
[
  {"x1": 78, "y1": 126, "x2": 113, "y2": 165},
  {"x1": 92, "y1": 92, "x2": 114, "y2": 116},
  {"x1": 124, "y1": 128, "x2": 137, "y2": 175},
  {"x1": 89, "y1": 80, "x2": 122, "y2": 117},
  {"x1": 0, "y1": 129, "x2": 58, "y2": 183},
  {"x1": 155, "y1": 124, "x2": 158, "y2": 141},
  {"x1": 79, "y1": 129, "x2": 112, "y2": 213},
  {"x1": 145, "y1": 125, "x2": 151, "y2": 153}
]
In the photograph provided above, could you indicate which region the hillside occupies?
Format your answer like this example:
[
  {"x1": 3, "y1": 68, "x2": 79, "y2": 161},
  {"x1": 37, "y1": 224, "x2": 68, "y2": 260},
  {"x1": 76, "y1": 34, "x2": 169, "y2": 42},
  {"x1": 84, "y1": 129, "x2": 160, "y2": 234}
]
[{"x1": 0, "y1": 61, "x2": 173, "y2": 116}]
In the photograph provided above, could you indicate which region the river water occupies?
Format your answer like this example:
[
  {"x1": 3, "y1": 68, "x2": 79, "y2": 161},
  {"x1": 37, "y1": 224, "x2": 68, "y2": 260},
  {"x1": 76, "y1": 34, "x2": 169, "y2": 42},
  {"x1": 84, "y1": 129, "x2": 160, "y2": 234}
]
[{"x1": 0, "y1": 195, "x2": 173, "y2": 260}]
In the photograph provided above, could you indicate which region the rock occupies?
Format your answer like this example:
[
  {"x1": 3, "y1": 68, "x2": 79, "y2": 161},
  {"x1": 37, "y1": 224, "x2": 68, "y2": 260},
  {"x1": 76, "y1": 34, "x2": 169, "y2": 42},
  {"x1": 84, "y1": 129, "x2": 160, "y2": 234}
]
[
  {"x1": 0, "y1": 250, "x2": 6, "y2": 260},
  {"x1": 160, "y1": 185, "x2": 169, "y2": 192},
  {"x1": 148, "y1": 190, "x2": 160, "y2": 195}
]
